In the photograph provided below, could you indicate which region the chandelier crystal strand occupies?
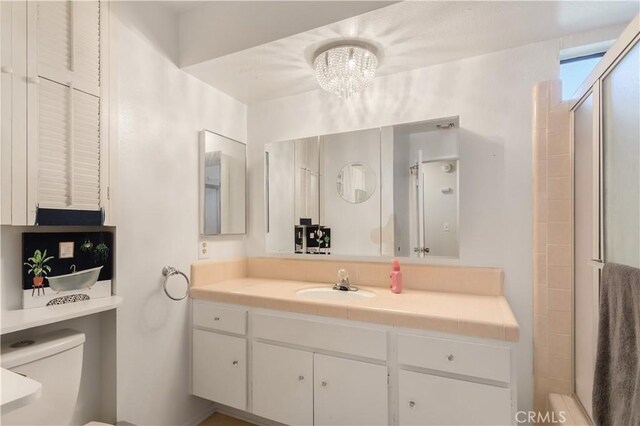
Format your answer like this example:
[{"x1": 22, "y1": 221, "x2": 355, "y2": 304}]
[{"x1": 314, "y1": 45, "x2": 378, "y2": 99}]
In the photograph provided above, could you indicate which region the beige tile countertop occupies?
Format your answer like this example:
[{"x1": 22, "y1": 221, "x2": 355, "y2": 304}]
[{"x1": 190, "y1": 278, "x2": 519, "y2": 342}]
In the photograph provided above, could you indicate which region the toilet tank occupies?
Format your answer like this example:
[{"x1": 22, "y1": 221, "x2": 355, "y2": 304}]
[{"x1": 1, "y1": 329, "x2": 85, "y2": 426}]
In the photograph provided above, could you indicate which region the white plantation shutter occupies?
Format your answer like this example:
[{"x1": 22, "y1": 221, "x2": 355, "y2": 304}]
[
  {"x1": 35, "y1": 0, "x2": 102, "y2": 210},
  {"x1": 73, "y1": 1, "x2": 101, "y2": 94},
  {"x1": 37, "y1": 1, "x2": 73, "y2": 83},
  {"x1": 72, "y1": 90, "x2": 101, "y2": 208},
  {"x1": 38, "y1": 78, "x2": 71, "y2": 208}
]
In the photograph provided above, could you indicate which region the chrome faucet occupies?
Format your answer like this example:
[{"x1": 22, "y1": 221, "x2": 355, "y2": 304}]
[{"x1": 333, "y1": 269, "x2": 358, "y2": 292}]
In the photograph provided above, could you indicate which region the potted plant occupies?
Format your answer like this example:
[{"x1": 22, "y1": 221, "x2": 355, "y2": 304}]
[{"x1": 24, "y1": 249, "x2": 54, "y2": 289}]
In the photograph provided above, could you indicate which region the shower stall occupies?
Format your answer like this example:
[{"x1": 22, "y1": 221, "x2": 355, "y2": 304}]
[{"x1": 572, "y1": 17, "x2": 639, "y2": 419}]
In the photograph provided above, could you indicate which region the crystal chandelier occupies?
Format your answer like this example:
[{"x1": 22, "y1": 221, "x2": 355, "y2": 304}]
[{"x1": 313, "y1": 44, "x2": 378, "y2": 99}]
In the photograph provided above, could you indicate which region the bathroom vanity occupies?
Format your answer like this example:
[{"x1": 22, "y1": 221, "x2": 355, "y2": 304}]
[{"x1": 190, "y1": 270, "x2": 519, "y2": 426}]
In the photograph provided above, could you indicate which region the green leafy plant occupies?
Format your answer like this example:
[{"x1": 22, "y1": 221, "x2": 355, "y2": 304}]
[
  {"x1": 80, "y1": 237, "x2": 94, "y2": 253},
  {"x1": 24, "y1": 249, "x2": 54, "y2": 278},
  {"x1": 94, "y1": 242, "x2": 109, "y2": 263}
]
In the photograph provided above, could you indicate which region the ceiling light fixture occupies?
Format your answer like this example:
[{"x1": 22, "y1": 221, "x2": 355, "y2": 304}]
[{"x1": 313, "y1": 43, "x2": 378, "y2": 99}]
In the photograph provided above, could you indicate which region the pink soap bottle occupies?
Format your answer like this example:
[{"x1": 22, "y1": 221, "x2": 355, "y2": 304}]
[{"x1": 390, "y1": 260, "x2": 403, "y2": 294}]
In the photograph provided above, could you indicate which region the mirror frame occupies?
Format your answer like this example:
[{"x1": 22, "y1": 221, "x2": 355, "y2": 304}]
[{"x1": 199, "y1": 129, "x2": 248, "y2": 236}]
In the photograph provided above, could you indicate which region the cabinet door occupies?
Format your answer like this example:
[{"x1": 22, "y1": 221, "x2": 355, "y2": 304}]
[
  {"x1": 399, "y1": 370, "x2": 511, "y2": 425},
  {"x1": 192, "y1": 329, "x2": 246, "y2": 410},
  {"x1": 27, "y1": 1, "x2": 104, "y2": 217},
  {"x1": 314, "y1": 354, "x2": 388, "y2": 426},
  {"x1": 252, "y1": 343, "x2": 313, "y2": 425}
]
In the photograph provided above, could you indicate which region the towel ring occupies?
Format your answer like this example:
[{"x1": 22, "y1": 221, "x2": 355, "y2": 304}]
[{"x1": 162, "y1": 266, "x2": 189, "y2": 301}]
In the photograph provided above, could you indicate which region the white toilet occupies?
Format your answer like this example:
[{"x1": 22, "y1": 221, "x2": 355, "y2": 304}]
[{"x1": 1, "y1": 329, "x2": 85, "y2": 425}]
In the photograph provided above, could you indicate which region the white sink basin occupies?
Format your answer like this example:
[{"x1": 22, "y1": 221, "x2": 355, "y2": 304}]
[{"x1": 296, "y1": 287, "x2": 376, "y2": 301}]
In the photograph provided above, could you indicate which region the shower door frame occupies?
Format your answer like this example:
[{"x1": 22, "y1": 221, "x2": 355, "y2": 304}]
[{"x1": 570, "y1": 15, "x2": 640, "y2": 420}]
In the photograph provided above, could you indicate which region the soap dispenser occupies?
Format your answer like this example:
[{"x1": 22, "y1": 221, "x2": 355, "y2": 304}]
[{"x1": 390, "y1": 260, "x2": 403, "y2": 294}]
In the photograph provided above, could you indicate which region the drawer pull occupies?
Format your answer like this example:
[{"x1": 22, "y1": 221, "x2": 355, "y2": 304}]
[
  {"x1": 1, "y1": 66, "x2": 13, "y2": 74},
  {"x1": 232, "y1": 360, "x2": 239, "y2": 366},
  {"x1": 298, "y1": 375, "x2": 305, "y2": 381},
  {"x1": 447, "y1": 354, "x2": 455, "y2": 362},
  {"x1": 408, "y1": 401, "x2": 416, "y2": 408},
  {"x1": 214, "y1": 317, "x2": 220, "y2": 321},
  {"x1": 321, "y1": 381, "x2": 327, "y2": 387}
]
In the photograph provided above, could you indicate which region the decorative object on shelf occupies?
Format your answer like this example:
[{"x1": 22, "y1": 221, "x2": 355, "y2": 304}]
[
  {"x1": 21, "y1": 232, "x2": 113, "y2": 309},
  {"x1": 23, "y1": 249, "x2": 54, "y2": 296},
  {"x1": 94, "y1": 241, "x2": 110, "y2": 263},
  {"x1": 80, "y1": 237, "x2": 94, "y2": 253},
  {"x1": 46, "y1": 294, "x2": 90, "y2": 306},
  {"x1": 313, "y1": 43, "x2": 378, "y2": 99}
]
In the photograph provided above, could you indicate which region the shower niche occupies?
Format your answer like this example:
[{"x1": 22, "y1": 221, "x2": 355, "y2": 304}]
[{"x1": 265, "y1": 117, "x2": 464, "y2": 258}]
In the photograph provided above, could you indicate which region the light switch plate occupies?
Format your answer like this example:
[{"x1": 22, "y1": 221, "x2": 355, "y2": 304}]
[{"x1": 198, "y1": 241, "x2": 209, "y2": 259}]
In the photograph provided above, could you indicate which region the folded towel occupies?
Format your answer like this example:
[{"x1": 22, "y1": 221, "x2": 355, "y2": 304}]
[{"x1": 593, "y1": 263, "x2": 640, "y2": 426}]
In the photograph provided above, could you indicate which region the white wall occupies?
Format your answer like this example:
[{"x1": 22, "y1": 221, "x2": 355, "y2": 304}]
[
  {"x1": 113, "y1": 3, "x2": 247, "y2": 425},
  {"x1": 247, "y1": 32, "x2": 626, "y2": 413}
]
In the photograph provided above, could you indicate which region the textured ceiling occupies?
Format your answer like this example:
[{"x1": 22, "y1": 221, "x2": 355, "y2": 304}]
[{"x1": 182, "y1": 1, "x2": 639, "y2": 103}]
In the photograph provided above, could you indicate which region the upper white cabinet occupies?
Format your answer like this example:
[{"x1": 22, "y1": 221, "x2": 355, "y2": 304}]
[{"x1": 0, "y1": 0, "x2": 112, "y2": 225}]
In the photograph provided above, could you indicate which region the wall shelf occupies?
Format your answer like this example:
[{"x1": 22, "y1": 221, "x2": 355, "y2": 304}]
[{"x1": 1, "y1": 296, "x2": 123, "y2": 335}]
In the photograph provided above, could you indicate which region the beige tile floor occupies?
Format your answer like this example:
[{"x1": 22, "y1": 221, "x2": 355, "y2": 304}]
[{"x1": 199, "y1": 413, "x2": 256, "y2": 426}]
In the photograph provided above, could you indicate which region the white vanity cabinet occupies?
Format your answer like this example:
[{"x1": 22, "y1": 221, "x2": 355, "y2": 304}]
[
  {"x1": 252, "y1": 343, "x2": 313, "y2": 425},
  {"x1": 191, "y1": 302, "x2": 248, "y2": 411},
  {"x1": 313, "y1": 353, "x2": 388, "y2": 426},
  {"x1": 191, "y1": 301, "x2": 517, "y2": 426},
  {"x1": 397, "y1": 333, "x2": 514, "y2": 426},
  {"x1": 398, "y1": 370, "x2": 511, "y2": 425}
]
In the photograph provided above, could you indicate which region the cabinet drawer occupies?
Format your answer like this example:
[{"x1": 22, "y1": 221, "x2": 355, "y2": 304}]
[
  {"x1": 193, "y1": 301, "x2": 246, "y2": 335},
  {"x1": 397, "y1": 333, "x2": 510, "y2": 383},
  {"x1": 399, "y1": 370, "x2": 511, "y2": 425},
  {"x1": 192, "y1": 329, "x2": 246, "y2": 410},
  {"x1": 252, "y1": 312, "x2": 387, "y2": 360}
]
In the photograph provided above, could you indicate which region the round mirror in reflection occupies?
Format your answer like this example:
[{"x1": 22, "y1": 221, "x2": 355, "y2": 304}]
[{"x1": 336, "y1": 162, "x2": 377, "y2": 203}]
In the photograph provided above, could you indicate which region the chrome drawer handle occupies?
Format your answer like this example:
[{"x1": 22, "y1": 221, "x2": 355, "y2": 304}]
[
  {"x1": 298, "y1": 375, "x2": 305, "y2": 381},
  {"x1": 214, "y1": 317, "x2": 220, "y2": 321},
  {"x1": 232, "y1": 360, "x2": 239, "y2": 366},
  {"x1": 321, "y1": 381, "x2": 327, "y2": 387},
  {"x1": 409, "y1": 401, "x2": 416, "y2": 408},
  {"x1": 447, "y1": 354, "x2": 455, "y2": 361}
]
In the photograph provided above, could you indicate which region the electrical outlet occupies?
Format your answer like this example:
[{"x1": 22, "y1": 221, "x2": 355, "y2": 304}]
[{"x1": 198, "y1": 241, "x2": 209, "y2": 259}]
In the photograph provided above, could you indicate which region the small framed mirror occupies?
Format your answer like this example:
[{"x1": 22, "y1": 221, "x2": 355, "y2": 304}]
[
  {"x1": 336, "y1": 162, "x2": 377, "y2": 203},
  {"x1": 200, "y1": 130, "x2": 246, "y2": 235}
]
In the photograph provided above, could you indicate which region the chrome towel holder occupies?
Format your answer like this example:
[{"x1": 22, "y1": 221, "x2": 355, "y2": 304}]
[{"x1": 162, "y1": 266, "x2": 189, "y2": 301}]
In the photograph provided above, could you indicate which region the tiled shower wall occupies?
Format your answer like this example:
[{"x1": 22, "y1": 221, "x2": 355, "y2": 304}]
[{"x1": 532, "y1": 80, "x2": 573, "y2": 412}]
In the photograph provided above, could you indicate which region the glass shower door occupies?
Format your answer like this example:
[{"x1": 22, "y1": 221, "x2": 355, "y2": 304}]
[{"x1": 602, "y1": 40, "x2": 640, "y2": 267}]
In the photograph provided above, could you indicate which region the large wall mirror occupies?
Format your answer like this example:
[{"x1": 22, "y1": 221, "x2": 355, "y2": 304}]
[
  {"x1": 200, "y1": 130, "x2": 246, "y2": 235},
  {"x1": 264, "y1": 117, "x2": 460, "y2": 258}
]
